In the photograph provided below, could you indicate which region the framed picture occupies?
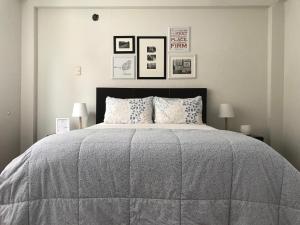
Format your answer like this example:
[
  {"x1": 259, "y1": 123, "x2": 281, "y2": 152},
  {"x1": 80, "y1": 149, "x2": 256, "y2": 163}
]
[
  {"x1": 112, "y1": 55, "x2": 135, "y2": 79},
  {"x1": 168, "y1": 27, "x2": 191, "y2": 52},
  {"x1": 137, "y1": 36, "x2": 167, "y2": 79},
  {"x1": 56, "y1": 118, "x2": 70, "y2": 134},
  {"x1": 169, "y1": 55, "x2": 196, "y2": 79},
  {"x1": 113, "y1": 36, "x2": 135, "y2": 54}
]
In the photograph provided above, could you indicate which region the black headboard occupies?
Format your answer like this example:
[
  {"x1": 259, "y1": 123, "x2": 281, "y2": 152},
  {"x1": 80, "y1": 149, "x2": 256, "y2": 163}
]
[{"x1": 96, "y1": 88, "x2": 207, "y2": 124}]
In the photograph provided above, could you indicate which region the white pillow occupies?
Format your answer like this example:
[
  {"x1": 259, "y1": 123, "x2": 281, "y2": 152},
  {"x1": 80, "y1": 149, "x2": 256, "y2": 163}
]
[
  {"x1": 104, "y1": 96, "x2": 153, "y2": 124},
  {"x1": 154, "y1": 96, "x2": 203, "y2": 124}
]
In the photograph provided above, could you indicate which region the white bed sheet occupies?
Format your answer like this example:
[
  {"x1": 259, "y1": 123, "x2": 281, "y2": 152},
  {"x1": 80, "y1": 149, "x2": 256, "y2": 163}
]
[{"x1": 88, "y1": 123, "x2": 216, "y2": 130}]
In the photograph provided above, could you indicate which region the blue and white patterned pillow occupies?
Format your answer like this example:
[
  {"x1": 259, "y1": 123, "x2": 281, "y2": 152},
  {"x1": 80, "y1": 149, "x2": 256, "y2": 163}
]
[
  {"x1": 104, "y1": 96, "x2": 153, "y2": 124},
  {"x1": 154, "y1": 96, "x2": 203, "y2": 124}
]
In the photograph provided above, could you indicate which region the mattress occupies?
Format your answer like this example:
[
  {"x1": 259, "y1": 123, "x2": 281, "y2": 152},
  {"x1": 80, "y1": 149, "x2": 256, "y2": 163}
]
[{"x1": 87, "y1": 123, "x2": 216, "y2": 130}]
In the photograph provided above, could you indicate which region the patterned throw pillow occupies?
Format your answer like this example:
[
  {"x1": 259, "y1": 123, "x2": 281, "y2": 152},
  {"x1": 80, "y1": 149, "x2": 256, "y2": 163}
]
[
  {"x1": 104, "y1": 96, "x2": 153, "y2": 124},
  {"x1": 154, "y1": 96, "x2": 203, "y2": 124}
]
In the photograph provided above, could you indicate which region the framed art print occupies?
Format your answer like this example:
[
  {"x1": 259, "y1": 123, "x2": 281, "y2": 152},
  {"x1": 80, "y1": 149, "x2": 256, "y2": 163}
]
[
  {"x1": 137, "y1": 36, "x2": 167, "y2": 79},
  {"x1": 112, "y1": 55, "x2": 135, "y2": 79},
  {"x1": 56, "y1": 118, "x2": 70, "y2": 134},
  {"x1": 113, "y1": 36, "x2": 135, "y2": 54},
  {"x1": 169, "y1": 55, "x2": 196, "y2": 79},
  {"x1": 168, "y1": 27, "x2": 190, "y2": 52}
]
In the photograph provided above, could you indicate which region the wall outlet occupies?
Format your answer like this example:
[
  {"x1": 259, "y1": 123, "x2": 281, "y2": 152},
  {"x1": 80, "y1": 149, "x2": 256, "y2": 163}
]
[{"x1": 75, "y1": 66, "x2": 82, "y2": 76}]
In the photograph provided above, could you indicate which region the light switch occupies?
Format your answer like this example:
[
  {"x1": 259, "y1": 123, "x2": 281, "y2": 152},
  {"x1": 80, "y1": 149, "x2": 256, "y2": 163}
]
[{"x1": 75, "y1": 66, "x2": 82, "y2": 76}]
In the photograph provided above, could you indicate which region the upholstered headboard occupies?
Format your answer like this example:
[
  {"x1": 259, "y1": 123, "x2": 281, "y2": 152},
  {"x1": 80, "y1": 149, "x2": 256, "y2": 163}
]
[{"x1": 96, "y1": 87, "x2": 207, "y2": 124}]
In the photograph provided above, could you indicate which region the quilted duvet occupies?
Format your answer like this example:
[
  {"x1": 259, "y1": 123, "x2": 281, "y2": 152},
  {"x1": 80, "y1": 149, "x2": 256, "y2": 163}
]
[{"x1": 0, "y1": 128, "x2": 300, "y2": 225}]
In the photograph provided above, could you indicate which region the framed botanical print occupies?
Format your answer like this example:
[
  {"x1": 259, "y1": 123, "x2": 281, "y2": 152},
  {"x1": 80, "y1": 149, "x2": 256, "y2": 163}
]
[
  {"x1": 113, "y1": 36, "x2": 135, "y2": 54},
  {"x1": 169, "y1": 55, "x2": 196, "y2": 79},
  {"x1": 137, "y1": 36, "x2": 167, "y2": 79},
  {"x1": 168, "y1": 27, "x2": 191, "y2": 52},
  {"x1": 112, "y1": 55, "x2": 135, "y2": 79}
]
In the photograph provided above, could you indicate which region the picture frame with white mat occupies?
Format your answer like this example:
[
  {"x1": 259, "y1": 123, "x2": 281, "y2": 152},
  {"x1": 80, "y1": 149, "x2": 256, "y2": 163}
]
[
  {"x1": 137, "y1": 36, "x2": 167, "y2": 79},
  {"x1": 112, "y1": 55, "x2": 135, "y2": 79},
  {"x1": 113, "y1": 36, "x2": 135, "y2": 54},
  {"x1": 169, "y1": 55, "x2": 196, "y2": 79}
]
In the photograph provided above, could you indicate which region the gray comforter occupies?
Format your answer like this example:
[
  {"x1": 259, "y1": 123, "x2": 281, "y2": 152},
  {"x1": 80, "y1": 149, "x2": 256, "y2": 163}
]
[{"x1": 0, "y1": 128, "x2": 300, "y2": 225}]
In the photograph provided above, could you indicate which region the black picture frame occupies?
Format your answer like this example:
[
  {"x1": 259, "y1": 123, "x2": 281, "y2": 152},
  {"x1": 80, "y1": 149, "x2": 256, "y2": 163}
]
[
  {"x1": 113, "y1": 36, "x2": 135, "y2": 54},
  {"x1": 137, "y1": 36, "x2": 167, "y2": 80}
]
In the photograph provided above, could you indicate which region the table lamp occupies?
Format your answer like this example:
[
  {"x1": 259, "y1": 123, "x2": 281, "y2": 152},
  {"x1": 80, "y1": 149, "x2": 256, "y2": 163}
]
[
  {"x1": 219, "y1": 103, "x2": 235, "y2": 130},
  {"x1": 72, "y1": 103, "x2": 88, "y2": 129}
]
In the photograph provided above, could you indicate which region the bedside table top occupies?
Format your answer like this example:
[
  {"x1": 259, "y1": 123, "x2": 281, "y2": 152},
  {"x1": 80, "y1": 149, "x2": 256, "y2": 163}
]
[{"x1": 248, "y1": 135, "x2": 264, "y2": 142}]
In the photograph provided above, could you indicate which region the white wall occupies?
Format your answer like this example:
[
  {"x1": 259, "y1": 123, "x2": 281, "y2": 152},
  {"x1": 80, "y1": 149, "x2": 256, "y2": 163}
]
[
  {"x1": 0, "y1": 0, "x2": 21, "y2": 171},
  {"x1": 37, "y1": 7, "x2": 269, "y2": 140},
  {"x1": 20, "y1": 0, "x2": 285, "y2": 155},
  {"x1": 267, "y1": 1, "x2": 284, "y2": 153},
  {"x1": 283, "y1": 0, "x2": 300, "y2": 170}
]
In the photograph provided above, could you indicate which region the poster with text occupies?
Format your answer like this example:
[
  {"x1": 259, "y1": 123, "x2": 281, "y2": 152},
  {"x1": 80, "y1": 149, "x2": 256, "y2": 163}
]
[{"x1": 168, "y1": 27, "x2": 190, "y2": 52}]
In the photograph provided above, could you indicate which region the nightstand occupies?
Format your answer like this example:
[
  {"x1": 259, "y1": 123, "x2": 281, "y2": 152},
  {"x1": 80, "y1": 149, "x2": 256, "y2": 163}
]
[{"x1": 248, "y1": 135, "x2": 264, "y2": 142}]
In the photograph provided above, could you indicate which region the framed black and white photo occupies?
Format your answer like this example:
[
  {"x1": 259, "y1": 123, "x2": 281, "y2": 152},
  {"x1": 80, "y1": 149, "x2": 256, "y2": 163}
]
[
  {"x1": 112, "y1": 55, "x2": 135, "y2": 79},
  {"x1": 56, "y1": 118, "x2": 70, "y2": 134},
  {"x1": 113, "y1": 36, "x2": 135, "y2": 54},
  {"x1": 137, "y1": 36, "x2": 166, "y2": 79},
  {"x1": 168, "y1": 27, "x2": 191, "y2": 52},
  {"x1": 169, "y1": 55, "x2": 196, "y2": 79}
]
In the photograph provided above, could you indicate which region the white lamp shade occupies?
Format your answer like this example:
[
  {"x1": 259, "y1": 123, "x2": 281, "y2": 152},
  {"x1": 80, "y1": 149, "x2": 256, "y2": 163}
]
[
  {"x1": 219, "y1": 104, "x2": 235, "y2": 118},
  {"x1": 72, "y1": 103, "x2": 88, "y2": 118}
]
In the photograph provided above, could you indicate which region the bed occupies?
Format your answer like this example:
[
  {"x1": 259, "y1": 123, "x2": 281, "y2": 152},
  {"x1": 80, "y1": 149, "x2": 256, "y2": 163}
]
[{"x1": 0, "y1": 88, "x2": 300, "y2": 225}]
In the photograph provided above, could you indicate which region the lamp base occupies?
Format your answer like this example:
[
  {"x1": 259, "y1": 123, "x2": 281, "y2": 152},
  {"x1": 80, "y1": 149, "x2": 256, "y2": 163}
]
[
  {"x1": 225, "y1": 118, "x2": 228, "y2": 130},
  {"x1": 79, "y1": 117, "x2": 83, "y2": 129}
]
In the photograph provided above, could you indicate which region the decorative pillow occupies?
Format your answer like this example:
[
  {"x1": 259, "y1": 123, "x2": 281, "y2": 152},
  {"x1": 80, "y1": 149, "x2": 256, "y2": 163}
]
[
  {"x1": 104, "y1": 96, "x2": 153, "y2": 124},
  {"x1": 154, "y1": 96, "x2": 203, "y2": 124}
]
